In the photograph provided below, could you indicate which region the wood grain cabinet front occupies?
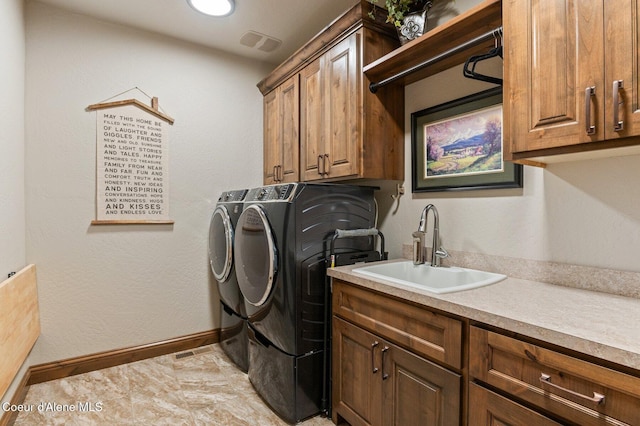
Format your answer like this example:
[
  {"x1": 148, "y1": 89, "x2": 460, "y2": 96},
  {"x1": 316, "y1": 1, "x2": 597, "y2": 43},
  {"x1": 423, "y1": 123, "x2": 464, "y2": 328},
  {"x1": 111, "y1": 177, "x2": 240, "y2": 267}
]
[
  {"x1": 469, "y1": 326, "x2": 640, "y2": 425},
  {"x1": 259, "y1": 0, "x2": 403, "y2": 185},
  {"x1": 505, "y1": 0, "x2": 640, "y2": 162},
  {"x1": 300, "y1": 33, "x2": 360, "y2": 182},
  {"x1": 331, "y1": 280, "x2": 462, "y2": 426},
  {"x1": 468, "y1": 383, "x2": 561, "y2": 426},
  {"x1": 263, "y1": 75, "x2": 299, "y2": 184}
]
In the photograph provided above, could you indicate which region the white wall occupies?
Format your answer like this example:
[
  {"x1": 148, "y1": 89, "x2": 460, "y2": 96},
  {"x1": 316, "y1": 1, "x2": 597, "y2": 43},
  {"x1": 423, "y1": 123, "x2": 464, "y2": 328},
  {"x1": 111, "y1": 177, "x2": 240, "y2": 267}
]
[
  {"x1": 377, "y1": 64, "x2": 640, "y2": 273},
  {"x1": 0, "y1": 0, "x2": 26, "y2": 278},
  {"x1": 0, "y1": 0, "x2": 27, "y2": 409},
  {"x1": 25, "y1": 1, "x2": 270, "y2": 364}
]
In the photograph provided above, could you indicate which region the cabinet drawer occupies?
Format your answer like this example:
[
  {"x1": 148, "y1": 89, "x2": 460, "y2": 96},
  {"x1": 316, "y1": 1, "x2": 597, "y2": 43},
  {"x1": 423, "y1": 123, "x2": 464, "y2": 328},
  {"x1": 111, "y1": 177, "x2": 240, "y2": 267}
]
[
  {"x1": 469, "y1": 326, "x2": 640, "y2": 425},
  {"x1": 469, "y1": 383, "x2": 561, "y2": 426},
  {"x1": 332, "y1": 280, "x2": 462, "y2": 369}
]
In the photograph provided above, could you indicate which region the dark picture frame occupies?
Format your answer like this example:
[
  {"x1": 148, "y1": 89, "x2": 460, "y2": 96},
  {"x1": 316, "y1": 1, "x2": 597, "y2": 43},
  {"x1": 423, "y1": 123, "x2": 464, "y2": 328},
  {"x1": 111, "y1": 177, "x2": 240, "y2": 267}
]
[{"x1": 411, "y1": 87, "x2": 523, "y2": 193}]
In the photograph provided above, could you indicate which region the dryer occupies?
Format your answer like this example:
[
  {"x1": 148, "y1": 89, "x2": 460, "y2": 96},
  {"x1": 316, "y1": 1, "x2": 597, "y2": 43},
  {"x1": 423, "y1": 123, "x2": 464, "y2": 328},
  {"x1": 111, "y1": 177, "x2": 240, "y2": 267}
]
[
  {"x1": 234, "y1": 183, "x2": 376, "y2": 423},
  {"x1": 208, "y1": 188, "x2": 248, "y2": 372}
]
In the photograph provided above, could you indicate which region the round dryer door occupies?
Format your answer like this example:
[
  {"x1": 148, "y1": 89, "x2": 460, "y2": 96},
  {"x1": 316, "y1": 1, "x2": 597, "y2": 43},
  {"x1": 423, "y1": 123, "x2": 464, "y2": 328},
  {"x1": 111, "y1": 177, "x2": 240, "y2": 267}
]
[
  {"x1": 234, "y1": 205, "x2": 277, "y2": 306},
  {"x1": 208, "y1": 206, "x2": 233, "y2": 282}
]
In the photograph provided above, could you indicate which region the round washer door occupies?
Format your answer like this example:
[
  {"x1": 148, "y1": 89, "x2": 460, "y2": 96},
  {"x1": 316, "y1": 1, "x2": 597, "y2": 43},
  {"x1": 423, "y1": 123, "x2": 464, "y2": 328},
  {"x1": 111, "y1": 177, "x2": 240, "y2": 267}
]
[
  {"x1": 208, "y1": 206, "x2": 233, "y2": 282},
  {"x1": 234, "y1": 205, "x2": 277, "y2": 306}
]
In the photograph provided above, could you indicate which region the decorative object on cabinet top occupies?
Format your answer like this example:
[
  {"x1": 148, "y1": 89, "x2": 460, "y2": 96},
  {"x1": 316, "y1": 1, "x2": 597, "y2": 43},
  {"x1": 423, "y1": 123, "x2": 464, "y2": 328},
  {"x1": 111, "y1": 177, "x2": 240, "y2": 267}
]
[
  {"x1": 369, "y1": 0, "x2": 434, "y2": 28},
  {"x1": 369, "y1": 0, "x2": 435, "y2": 45}
]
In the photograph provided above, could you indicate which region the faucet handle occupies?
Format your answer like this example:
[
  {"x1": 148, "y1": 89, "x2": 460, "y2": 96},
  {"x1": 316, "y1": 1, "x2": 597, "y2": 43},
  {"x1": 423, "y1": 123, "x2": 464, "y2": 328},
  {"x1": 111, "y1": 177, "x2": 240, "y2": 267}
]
[
  {"x1": 432, "y1": 246, "x2": 449, "y2": 267},
  {"x1": 435, "y1": 247, "x2": 449, "y2": 259}
]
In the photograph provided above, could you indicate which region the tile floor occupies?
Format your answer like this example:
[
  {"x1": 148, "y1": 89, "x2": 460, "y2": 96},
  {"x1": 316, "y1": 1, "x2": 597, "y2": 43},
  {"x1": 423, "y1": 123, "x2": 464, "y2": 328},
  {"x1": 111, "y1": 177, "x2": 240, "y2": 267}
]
[{"x1": 13, "y1": 344, "x2": 334, "y2": 425}]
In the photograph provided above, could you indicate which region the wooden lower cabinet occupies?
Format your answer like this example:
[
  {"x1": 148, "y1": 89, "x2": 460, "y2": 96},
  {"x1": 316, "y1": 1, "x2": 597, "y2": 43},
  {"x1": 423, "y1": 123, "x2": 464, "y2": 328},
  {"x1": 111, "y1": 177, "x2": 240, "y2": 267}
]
[
  {"x1": 468, "y1": 383, "x2": 560, "y2": 426},
  {"x1": 330, "y1": 279, "x2": 640, "y2": 425},
  {"x1": 469, "y1": 326, "x2": 640, "y2": 425},
  {"x1": 332, "y1": 317, "x2": 460, "y2": 426}
]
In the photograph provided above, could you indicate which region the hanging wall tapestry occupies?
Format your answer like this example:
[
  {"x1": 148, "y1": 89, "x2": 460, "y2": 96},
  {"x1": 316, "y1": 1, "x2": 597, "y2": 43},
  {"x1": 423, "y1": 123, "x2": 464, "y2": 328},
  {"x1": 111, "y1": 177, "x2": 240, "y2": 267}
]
[{"x1": 87, "y1": 90, "x2": 174, "y2": 224}]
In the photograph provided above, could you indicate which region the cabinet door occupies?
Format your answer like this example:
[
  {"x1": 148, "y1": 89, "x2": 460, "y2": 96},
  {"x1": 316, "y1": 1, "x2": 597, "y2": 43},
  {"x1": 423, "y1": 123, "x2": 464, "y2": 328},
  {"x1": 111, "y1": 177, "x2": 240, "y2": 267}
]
[
  {"x1": 323, "y1": 32, "x2": 360, "y2": 179},
  {"x1": 279, "y1": 75, "x2": 299, "y2": 183},
  {"x1": 468, "y1": 383, "x2": 561, "y2": 426},
  {"x1": 382, "y1": 342, "x2": 461, "y2": 426},
  {"x1": 505, "y1": 0, "x2": 604, "y2": 155},
  {"x1": 263, "y1": 89, "x2": 280, "y2": 184},
  {"x1": 300, "y1": 57, "x2": 325, "y2": 181},
  {"x1": 332, "y1": 317, "x2": 382, "y2": 426},
  {"x1": 606, "y1": 0, "x2": 640, "y2": 139},
  {"x1": 263, "y1": 76, "x2": 299, "y2": 184}
]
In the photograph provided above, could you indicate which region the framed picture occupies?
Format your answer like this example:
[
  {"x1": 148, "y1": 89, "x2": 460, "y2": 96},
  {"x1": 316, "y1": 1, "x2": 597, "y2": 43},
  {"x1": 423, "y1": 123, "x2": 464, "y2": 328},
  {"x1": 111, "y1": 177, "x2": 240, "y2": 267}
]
[{"x1": 411, "y1": 87, "x2": 523, "y2": 193}]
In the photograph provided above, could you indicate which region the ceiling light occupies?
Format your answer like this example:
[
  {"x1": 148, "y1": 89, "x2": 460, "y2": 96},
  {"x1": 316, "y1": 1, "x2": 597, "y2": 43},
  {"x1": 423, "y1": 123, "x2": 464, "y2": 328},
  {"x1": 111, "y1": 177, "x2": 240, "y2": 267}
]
[{"x1": 187, "y1": 0, "x2": 235, "y2": 17}]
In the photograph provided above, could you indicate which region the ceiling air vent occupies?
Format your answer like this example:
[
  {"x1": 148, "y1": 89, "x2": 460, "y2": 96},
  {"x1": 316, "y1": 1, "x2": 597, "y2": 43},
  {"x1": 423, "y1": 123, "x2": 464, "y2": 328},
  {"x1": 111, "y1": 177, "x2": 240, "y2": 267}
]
[{"x1": 240, "y1": 31, "x2": 282, "y2": 53}]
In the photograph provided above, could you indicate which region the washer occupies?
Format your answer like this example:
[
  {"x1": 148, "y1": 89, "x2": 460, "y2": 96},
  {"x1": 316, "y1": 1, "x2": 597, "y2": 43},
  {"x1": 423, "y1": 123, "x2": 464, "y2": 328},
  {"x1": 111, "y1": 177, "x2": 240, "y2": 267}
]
[
  {"x1": 208, "y1": 188, "x2": 249, "y2": 372},
  {"x1": 234, "y1": 183, "x2": 376, "y2": 423}
]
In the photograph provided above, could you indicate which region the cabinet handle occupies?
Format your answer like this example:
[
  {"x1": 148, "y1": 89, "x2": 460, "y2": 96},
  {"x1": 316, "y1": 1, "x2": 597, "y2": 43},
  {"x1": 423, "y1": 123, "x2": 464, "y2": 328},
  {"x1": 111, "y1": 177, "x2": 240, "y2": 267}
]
[
  {"x1": 277, "y1": 165, "x2": 282, "y2": 182},
  {"x1": 323, "y1": 154, "x2": 329, "y2": 176},
  {"x1": 273, "y1": 165, "x2": 279, "y2": 182},
  {"x1": 585, "y1": 86, "x2": 596, "y2": 135},
  {"x1": 317, "y1": 155, "x2": 324, "y2": 176},
  {"x1": 613, "y1": 80, "x2": 624, "y2": 132},
  {"x1": 539, "y1": 373, "x2": 605, "y2": 404},
  {"x1": 371, "y1": 341, "x2": 379, "y2": 373},
  {"x1": 381, "y1": 346, "x2": 389, "y2": 380}
]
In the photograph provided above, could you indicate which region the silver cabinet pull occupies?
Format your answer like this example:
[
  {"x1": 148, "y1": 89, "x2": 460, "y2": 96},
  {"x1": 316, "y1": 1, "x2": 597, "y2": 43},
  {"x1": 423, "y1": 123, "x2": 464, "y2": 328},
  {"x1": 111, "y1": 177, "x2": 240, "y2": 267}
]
[
  {"x1": 539, "y1": 373, "x2": 605, "y2": 404},
  {"x1": 585, "y1": 86, "x2": 596, "y2": 135},
  {"x1": 613, "y1": 80, "x2": 624, "y2": 132},
  {"x1": 273, "y1": 165, "x2": 279, "y2": 182},
  {"x1": 371, "y1": 341, "x2": 379, "y2": 373},
  {"x1": 277, "y1": 165, "x2": 282, "y2": 182},
  {"x1": 317, "y1": 155, "x2": 324, "y2": 176},
  {"x1": 381, "y1": 346, "x2": 389, "y2": 380}
]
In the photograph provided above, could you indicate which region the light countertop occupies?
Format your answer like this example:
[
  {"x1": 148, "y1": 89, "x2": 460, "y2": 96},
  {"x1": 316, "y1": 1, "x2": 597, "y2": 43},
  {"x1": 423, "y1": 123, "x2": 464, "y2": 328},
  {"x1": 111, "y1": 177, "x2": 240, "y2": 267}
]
[{"x1": 328, "y1": 259, "x2": 640, "y2": 371}]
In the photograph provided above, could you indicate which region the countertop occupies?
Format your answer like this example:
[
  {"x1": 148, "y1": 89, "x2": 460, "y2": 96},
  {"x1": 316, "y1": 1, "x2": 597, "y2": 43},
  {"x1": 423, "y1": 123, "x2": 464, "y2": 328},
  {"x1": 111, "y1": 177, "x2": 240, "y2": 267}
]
[{"x1": 327, "y1": 259, "x2": 640, "y2": 371}]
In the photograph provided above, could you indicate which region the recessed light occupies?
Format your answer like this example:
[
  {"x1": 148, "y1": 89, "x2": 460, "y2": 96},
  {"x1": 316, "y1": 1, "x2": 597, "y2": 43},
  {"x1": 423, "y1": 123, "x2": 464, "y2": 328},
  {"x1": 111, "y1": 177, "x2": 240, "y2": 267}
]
[{"x1": 187, "y1": 0, "x2": 235, "y2": 17}]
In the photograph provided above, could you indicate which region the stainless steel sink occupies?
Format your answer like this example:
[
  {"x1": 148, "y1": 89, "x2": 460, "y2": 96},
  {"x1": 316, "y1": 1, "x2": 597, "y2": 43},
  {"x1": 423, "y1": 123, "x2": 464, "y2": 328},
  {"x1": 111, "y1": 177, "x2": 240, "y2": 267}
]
[{"x1": 352, "y1": 260, "x2": 507, "y2": 294}]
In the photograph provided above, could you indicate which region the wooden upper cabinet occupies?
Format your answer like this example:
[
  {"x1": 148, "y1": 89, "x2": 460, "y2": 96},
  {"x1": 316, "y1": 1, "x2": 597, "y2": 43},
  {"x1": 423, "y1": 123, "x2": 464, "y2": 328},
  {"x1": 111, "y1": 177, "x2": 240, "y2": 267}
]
[
  {"x1": 259, "y1": 0, "x2": 403, "y2": 184},
  {"x1": 301, "y1": 33, "x2": 361, "y2": 181},
  {"x1": 263, "y1": 75, "x2": 299, "y2": 184},
  {"x1": 300, "y1": 56, "x2": 324, "y2": 181},
  {"x1": 606, "y1": 0, "x2": 640, "y2": 139},
  {"x1": 263, "y1": 89, "x2": 280, "y2": 184},
  {"x1": 505, "y1": 0, "x2": 640, "y2": 162}
]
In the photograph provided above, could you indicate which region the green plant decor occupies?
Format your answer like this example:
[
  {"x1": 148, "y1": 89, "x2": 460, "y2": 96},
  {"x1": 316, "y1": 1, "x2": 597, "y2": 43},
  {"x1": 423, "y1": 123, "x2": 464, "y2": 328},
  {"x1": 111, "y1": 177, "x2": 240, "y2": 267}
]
[{"x1": 369, "y1": 0, "x2": 434, "y2": 28}]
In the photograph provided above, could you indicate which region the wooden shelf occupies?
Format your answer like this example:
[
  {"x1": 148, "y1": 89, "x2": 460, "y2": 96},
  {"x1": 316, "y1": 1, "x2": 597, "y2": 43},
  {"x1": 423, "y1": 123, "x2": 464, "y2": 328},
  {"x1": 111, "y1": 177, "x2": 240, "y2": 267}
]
[{"x1": 363, "y1": 0, "x2": 502, "y2": 87}]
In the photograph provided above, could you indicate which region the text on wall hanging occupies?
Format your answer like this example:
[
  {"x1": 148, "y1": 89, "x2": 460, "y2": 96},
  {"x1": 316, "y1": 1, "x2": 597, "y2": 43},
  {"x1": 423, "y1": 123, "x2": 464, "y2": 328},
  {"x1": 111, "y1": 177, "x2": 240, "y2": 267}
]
[{"x1": 88, "y1": 95, "x2": 174, "y2": 224}]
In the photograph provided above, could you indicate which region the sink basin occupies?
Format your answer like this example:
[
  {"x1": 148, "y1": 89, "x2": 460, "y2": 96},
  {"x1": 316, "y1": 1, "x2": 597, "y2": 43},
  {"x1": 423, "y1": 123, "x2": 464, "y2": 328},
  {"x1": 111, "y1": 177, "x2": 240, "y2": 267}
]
[{"x1": 352, "y1": 261, "x2": 507, "y2": 294}]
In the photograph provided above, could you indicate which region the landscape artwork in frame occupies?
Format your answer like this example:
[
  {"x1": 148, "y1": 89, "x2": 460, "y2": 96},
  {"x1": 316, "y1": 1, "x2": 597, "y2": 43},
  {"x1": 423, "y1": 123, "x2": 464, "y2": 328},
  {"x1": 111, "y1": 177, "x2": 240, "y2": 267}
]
[{"x1": 411, "y1": 88, "x2": 522, "y2": 192}]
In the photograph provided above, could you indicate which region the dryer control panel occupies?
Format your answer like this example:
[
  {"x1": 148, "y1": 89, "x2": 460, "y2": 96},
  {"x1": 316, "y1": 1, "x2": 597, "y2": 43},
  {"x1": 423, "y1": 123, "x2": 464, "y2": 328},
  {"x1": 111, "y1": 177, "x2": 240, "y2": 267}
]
[
  {"x1": 246, "y1": 184, "x2": 296, "y2": 202},
  {"x1": 218, "y1": 189, "x2": 248, "y2": 203}
]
